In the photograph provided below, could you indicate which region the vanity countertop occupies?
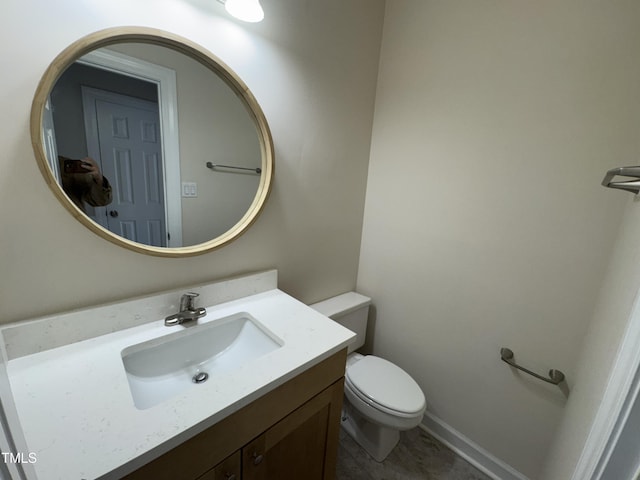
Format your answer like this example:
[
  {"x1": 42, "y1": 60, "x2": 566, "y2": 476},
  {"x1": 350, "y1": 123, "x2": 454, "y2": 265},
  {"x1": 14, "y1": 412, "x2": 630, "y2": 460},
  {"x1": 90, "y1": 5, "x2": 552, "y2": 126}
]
[{"x1": 5, "y1": 286, "x2": 354, "y2": 480}]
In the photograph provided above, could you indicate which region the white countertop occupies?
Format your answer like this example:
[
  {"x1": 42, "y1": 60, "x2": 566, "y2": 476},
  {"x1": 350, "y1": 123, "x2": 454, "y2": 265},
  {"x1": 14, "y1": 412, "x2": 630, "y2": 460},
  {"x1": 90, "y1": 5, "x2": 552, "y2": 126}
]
[{"x1": 6, "y1": 288, "x2": 354, "y2": 480}]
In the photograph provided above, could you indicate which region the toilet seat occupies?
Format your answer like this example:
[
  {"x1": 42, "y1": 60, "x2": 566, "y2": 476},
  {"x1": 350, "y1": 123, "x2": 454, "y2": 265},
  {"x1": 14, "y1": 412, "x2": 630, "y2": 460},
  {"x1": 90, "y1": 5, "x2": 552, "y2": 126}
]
[{"x1": 346, "y1": 356, "x2": 425, "y2": 416}]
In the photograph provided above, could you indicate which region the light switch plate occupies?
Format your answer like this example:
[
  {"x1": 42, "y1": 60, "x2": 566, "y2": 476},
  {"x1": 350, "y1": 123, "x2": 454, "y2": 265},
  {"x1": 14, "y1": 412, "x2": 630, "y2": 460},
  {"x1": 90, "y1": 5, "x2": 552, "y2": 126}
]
[{"x1": 182, "y1": 182, "x2": 197, "y2": 197}]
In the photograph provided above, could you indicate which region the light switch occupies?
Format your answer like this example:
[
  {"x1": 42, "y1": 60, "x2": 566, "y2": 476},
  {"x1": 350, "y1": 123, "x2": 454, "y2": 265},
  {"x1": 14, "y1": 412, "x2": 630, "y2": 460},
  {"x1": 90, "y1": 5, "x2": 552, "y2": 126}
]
[{"x1": 182, "y1": 182, "x2": 197, "y2": 197}]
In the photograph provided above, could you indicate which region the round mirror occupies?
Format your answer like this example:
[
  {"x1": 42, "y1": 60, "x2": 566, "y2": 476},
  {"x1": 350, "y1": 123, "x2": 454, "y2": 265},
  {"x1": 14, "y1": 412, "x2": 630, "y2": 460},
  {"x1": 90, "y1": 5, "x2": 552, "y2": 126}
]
[{"x1": 31, "y1": 27, "x2": 274, "y2": 257}]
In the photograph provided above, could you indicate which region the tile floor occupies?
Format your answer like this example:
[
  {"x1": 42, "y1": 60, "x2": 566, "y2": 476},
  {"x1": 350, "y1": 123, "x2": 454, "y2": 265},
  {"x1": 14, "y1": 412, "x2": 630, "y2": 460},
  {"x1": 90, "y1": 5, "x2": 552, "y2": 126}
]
[{"x1": 336, "y1": 427, "x2": 492, "y2": 480}]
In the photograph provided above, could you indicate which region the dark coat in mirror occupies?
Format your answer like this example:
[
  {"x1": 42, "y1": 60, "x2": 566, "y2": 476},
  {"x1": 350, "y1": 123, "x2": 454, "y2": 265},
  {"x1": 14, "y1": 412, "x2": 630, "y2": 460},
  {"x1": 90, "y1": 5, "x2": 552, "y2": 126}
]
[{"x1": 58, "y1": 155, "x2": 112, "y2": 212}]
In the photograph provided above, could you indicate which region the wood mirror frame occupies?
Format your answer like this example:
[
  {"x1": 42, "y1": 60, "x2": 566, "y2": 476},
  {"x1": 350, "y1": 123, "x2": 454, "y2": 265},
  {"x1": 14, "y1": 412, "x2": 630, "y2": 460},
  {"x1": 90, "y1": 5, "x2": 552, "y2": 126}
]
[{"x1": 30, "y1": 26, "x2": 274, "y2": 257}]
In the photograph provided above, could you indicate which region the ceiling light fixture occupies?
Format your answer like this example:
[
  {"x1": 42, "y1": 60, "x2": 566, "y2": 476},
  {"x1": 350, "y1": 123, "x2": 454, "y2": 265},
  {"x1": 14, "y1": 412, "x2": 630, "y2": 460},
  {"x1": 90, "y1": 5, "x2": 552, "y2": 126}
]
[{"x1": 218, "y1": 0, "x2": 264, "y2": 23}]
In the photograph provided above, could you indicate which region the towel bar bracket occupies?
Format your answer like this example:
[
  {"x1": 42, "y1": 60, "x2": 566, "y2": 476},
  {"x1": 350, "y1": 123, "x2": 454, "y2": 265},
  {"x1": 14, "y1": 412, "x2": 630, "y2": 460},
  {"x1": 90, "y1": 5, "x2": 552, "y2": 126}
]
[{"x1": 601, "y1": 166, "x2": 640, "y2": 194}]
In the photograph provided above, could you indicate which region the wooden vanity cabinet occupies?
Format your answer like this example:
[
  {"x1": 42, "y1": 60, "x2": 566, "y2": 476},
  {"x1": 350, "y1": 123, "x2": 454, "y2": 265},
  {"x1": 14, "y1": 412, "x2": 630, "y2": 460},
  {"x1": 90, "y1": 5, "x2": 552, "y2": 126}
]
[
  {"x1": 123, "y1": 349, "x2": 346, "y2": 480},
  {"x1": 197, "y1": 452, "x2": 241, "y2": 480}
]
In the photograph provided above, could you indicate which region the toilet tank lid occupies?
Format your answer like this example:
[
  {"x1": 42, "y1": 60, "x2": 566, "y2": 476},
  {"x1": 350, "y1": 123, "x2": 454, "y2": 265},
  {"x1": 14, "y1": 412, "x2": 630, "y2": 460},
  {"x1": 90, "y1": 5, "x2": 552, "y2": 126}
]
[{"x1": 310, "y1": 292, "x2": 371, "y2": 318}]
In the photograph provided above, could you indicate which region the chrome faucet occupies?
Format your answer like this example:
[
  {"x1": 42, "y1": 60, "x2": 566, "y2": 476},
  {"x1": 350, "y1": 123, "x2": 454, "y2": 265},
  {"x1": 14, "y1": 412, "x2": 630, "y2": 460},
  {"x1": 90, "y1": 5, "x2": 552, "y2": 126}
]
[{"x1": 164, "y1": 292, "x2": 207, "y2": 326}]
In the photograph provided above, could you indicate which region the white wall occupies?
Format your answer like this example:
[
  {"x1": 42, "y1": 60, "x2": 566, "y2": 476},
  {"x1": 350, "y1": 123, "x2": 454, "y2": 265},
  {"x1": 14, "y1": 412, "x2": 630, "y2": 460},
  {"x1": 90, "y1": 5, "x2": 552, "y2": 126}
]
[
  {"x1": 358, "y1": 1, "x2": 639, "y2": 478},
  {"x1": 0, "y1": 0, "x2": 385, "y2": 321},
  {"x1": 541, "y1": 195, "x2": 640, "y2": 479}
]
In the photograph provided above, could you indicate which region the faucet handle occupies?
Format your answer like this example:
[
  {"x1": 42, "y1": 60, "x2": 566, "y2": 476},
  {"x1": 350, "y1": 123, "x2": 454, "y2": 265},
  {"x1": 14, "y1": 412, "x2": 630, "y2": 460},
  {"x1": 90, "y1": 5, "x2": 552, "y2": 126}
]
[{"x1": 180, "y1": 292, "x2": 199, "y2": 311}]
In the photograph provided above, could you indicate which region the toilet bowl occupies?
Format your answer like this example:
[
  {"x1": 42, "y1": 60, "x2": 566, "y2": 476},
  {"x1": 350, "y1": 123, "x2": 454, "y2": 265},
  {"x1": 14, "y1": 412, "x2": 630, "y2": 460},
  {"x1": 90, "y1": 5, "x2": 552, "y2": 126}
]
[{"x1": 310, "y1": 292, "x2": 426, "y2": 461}]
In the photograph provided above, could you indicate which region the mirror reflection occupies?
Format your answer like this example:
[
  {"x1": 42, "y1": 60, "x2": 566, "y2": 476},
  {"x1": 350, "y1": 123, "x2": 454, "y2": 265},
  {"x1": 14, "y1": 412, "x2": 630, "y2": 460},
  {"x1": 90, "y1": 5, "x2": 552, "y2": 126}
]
[{"x1": 40, "y1": 38, "x2": 268, "y2": 251}]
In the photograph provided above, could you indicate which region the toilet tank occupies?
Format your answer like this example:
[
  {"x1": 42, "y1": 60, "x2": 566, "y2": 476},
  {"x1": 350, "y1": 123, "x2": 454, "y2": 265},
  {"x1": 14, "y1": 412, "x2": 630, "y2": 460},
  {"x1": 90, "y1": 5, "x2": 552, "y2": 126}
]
[{"x1": 310, "y1": 292, "x2": 371, "y2": 353}]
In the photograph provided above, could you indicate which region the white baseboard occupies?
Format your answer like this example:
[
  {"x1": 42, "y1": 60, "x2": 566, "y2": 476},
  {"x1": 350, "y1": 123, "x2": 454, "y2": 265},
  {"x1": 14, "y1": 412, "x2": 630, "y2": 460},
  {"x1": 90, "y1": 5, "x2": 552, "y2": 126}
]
[{"x1": 420, "y1": 411, "x2": 529, "y2": 480}]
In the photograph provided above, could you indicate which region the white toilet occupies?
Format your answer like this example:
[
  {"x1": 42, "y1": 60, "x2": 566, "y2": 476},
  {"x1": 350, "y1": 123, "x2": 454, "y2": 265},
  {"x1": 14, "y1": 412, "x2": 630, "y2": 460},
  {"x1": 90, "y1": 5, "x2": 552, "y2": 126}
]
[{"x1": 311, "y1": 292, "x2": 426, "y2": 462}]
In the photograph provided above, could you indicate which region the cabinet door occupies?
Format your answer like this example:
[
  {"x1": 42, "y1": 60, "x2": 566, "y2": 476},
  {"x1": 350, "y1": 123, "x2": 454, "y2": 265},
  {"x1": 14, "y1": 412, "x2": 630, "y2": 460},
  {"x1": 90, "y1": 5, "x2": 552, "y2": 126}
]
[
  {"x1": 242, "y1": 379, "x2": 343, "y2": 480},
  {"x1": 197, "y1": 451, "x2": 241, "y2": 480}
]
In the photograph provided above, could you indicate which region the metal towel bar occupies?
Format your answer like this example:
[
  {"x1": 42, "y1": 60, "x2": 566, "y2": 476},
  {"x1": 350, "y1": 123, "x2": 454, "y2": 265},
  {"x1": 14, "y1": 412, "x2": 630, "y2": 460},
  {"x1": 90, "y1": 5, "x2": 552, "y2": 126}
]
[
  {"x1": 500, "y1": 348, "x2": 565, "y2": 385},
  {"x1": 206, "y1": 161, "x2": 261, "y2": 174},
  {"x1": 601, "y1": 166, "x2": 640, "y2": 194}
]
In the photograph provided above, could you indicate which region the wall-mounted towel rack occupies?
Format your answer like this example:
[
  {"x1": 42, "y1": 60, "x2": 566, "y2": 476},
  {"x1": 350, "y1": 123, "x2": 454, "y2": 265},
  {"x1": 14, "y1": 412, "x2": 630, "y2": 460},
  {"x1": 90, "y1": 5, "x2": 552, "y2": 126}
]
[
  {"x1": 500, "y1": 347, "x2": 565, "y2": 385},
  {"x1": 601, "y1": 166, "x2": 640, "y2": 194},
  {"x1": 206, "y1": 161, "x2": 262, "y2": 174}
]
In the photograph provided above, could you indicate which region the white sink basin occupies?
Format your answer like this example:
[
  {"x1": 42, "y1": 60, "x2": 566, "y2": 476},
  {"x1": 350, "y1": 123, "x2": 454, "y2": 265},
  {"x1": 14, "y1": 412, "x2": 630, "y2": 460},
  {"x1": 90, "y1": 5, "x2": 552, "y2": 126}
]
[{"x1": 121, "y1": 312, "x2": 283, "y2": 409}]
